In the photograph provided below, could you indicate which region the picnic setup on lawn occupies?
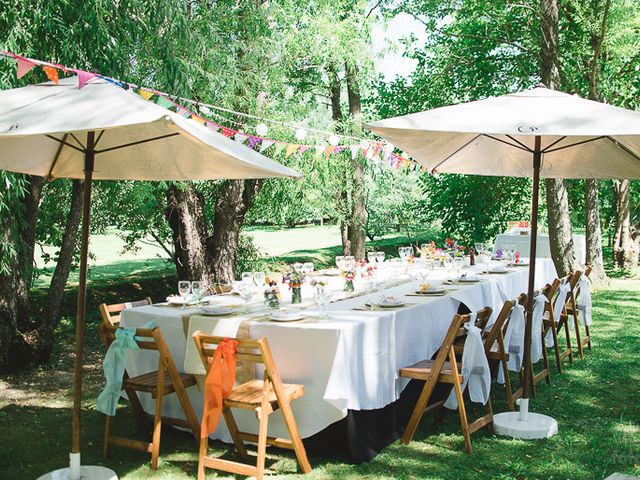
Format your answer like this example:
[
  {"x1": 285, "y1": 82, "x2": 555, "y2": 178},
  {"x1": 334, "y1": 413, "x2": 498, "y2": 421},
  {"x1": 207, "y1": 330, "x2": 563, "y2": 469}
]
[{"x1": 2, "y1": 4, "x2": 640, "y2": 478}]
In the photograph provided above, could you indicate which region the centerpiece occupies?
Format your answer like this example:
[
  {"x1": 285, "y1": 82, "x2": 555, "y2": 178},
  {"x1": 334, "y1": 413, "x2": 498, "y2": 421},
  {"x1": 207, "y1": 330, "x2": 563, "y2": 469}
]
[
  {"x1": 283, "y1": 263, "x2": 306, "y2": 304},
  {"x1": 444, "y1": 237, "x2": 466, "y2": 257},
  {"x1": 264, "y1": 281, "x2": 281, "y2": 309}
]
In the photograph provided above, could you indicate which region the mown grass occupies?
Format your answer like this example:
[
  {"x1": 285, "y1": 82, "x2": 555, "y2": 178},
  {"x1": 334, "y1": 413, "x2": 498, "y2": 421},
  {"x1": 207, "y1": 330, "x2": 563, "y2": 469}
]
[{"x1": 1, "y1": 238, "x2": 639, "y2": 479}]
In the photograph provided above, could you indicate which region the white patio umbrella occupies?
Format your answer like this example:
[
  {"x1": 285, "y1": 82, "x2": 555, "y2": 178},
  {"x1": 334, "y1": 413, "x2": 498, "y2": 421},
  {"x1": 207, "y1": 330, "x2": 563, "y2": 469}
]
[
  {"x1": 0, "y1": 76, "x2": 301, "y2": 480},
  {"x1": 367, "y1": 84, "x2": 640, "y2": 439}
]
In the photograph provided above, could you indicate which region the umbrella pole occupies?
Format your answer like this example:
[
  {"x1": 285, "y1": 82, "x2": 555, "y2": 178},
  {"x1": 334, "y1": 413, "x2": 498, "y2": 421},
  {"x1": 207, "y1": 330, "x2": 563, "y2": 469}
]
[
  {"x1": 522, "y1": 136, "x2": 542, "y2": 405},
  {"x1": 70, "y1": 132, "x2": 95, "y2": 479},
  {"x1": 492, "y1": 135, "x2": 557, "y2": 439}
]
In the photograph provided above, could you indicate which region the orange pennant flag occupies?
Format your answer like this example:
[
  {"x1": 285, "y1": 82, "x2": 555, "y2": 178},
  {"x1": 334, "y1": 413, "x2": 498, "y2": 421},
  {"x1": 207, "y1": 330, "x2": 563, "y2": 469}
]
[
  {"x1": 324, "y1": 145, "x2": 335, "y2": 158},
  {"x1": 43, "y1": 65, "x2": 59, "y2": 84}
]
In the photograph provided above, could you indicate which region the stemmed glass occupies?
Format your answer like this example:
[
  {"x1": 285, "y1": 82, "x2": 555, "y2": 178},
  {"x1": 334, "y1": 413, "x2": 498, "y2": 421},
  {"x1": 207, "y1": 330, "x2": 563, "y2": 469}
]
[
  {"x1": 237, "y1": 282, "x2": 254, "y2": 313},
  {"x1": 398, "y1": 246, "x2": 407, "y2": 262},
  {"x1": 241, "y1": 271, "x2": 254, "y2": 284},
  {"x1": 367, "y1": 251, "x2": 377, "y2": 264},
  {"x1": 453, "y1": 256, "x2": 465, "y2": 276},
  {"x1": 178, "y1": 281, "x2": 190, "y2": 308},
  {"x1": 253, "y1": 271, "x2": 266, "y2": 287},
  {"x1": 376, "y1": 251, "x2": 386, "y2": 263},
  {"x1": 191, "y1": 281, "x2": 202, "y2": 303},
  {"x1": 335, "y1": 255, "x2": 345, "y2": 271},
  {"x1": 343, "y1": 256, "x2": 355, "y2": 271}
]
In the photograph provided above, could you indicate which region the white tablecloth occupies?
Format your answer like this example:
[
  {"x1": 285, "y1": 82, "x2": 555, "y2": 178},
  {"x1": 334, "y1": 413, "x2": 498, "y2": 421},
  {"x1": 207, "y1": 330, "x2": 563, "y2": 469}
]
[
  {"x1": 494, "y1": 232, "x2": 586, "y2": 264},
  {"x1": 120, "y1": 258, "x2": 557, "y2": 442}
]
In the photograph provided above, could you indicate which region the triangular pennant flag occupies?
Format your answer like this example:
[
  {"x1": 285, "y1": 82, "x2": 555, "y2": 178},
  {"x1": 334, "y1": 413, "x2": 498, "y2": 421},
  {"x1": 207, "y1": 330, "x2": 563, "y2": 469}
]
[
  {"x1": 422, "y1": 165, "x2": 427, "y2": 174},
  {"x1": 274, "y1": 143, "x2": 286, "y2": 156},
  {"x1": 74, "y1": 69, "x2": 97, "y2": 89},
  {"x1": 16, "y1": 57, "x2": 35, "y2": 79},
  {"x1": 156, "y1": 96, "x2": 174, "y2": 109},
  {"x1": 315, "y1": 145, "x2": 324, "y2": 158},
  {"x1": 285, "y1": 144, "x2": 299, "y2": 157},
  {"x1": 324, "y1": 145, "x2": 336, "y2": 158},
  {"x1": 334, "y1": 146, "x2": 345, "y2": 155},
  {"x1": 234, "y1": 133, "x2": 249, "y2": 144},
  {"x1": 298, "y1": 145, "x2": 311, "y2": 155},
  {"x1": 259, "y1": 140, "x2": 275, "y2": 153},
  {"x1": 246, "y1": 136, "x2": 261, "y2": 150},
  {"x1": 220, "y1": 127, "x2": 235, "y2": 138},
  {"x1": 191, "y1": 115, "x2": 206, "y2": 125},
  {"x1": 206, "y1": 122, "x2": 221, "y2": 132},
  {"x1": 350, "y1": 145, "x2": 359, "y2": 159},
  {"x1": 42, "y1": 65, "x2": 59, "y2": 84},
  {"x1": 137, "y1": 89, "x2": 155, "y2": 100}
]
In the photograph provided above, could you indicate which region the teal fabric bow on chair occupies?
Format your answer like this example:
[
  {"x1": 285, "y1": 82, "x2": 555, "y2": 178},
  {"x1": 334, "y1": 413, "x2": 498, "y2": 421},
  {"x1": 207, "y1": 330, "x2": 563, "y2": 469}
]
[{"x1": 97, "y1": 320, "x2": 156, "y2": 416}]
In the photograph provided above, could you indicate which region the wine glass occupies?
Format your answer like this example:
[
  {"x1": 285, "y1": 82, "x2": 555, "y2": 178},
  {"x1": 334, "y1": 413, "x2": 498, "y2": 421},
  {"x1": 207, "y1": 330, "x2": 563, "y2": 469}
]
[
  {"x1": 237, "y1": 282, "x2": 254, "y2": 313},
  {"x1": 335, "y1": 255, "x2": 345, "y2": 270},
  {"x1": 314, "y1": 286, "x2": 330, "y2": 319},
  {"x1": 376, "y1": 251, "x2": 386, "y2": 263},
  {"x1": 253, "y1": 271, "x2": 265, "y2": 287},
  {"x1": 407, "y1": 245, "x2": 415, "y2": 257},
  {"x1": 303, "y1": 262, "x2": 314, "y2": 275},
  {"x1": 191, "y1": 281, "x2": 202, "y2": 302},
  {"x1": 444, "y1": 254, "x2": 454, "y2": 277},
  {"x1": 453, "y1": 256, "x2": 465, "y2": 276},
  {"x1": 241, "y1": 271, "x2": 253, "y2": 284},
  {"x1": 367, "y1": 251, "x2": 377, "y2": 264},
  {"x1": 344, "y1": 256, "x2": 355, "y2": 271},
  {"x1": 178, "y1": 280, "x2": 190, "y2": 308}
]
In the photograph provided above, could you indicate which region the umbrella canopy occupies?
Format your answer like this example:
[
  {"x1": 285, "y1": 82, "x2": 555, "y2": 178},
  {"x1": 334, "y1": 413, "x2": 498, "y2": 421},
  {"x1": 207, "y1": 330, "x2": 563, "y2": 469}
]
[
  {"x1": 0, "y1": 76, "x2": 301, "y2": 180},
  {"x1": 367, "y1": 85, "x2": 640, "y2": 179}
]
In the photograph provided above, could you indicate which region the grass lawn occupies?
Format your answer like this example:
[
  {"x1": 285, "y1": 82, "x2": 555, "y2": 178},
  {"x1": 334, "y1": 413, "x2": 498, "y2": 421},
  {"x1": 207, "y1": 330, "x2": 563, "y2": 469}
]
[{"x1": 2, "y1": 235, "x2": 640, "y2": 479}]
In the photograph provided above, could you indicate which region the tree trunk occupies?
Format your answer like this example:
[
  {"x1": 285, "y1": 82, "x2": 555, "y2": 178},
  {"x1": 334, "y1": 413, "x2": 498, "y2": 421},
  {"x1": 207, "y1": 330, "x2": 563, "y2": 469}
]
[
  {"x1": 612, "y1": 179, "x2": 638, "y2": 269},
  {"x1": 581, "y1": 0, "x2": 611, "y2": 285},
  {"x1": 165, "y1": 183, "x2": 211, "y2": 283},
  {"x1": 210, "y1": 179, "x2": 262, "y2": 283},
  {"x1": 41, "y1": 180, "x2": 84, "y2": 343},
  {"x1": 345, "y1": 63, "x2": 367, "y2": 261},
  {"x1": 584, "y1": 179, "x2": 608, "y2": 283},
  {"x1": 540, "y1": 0, "x2": 579, "y2": 277}
]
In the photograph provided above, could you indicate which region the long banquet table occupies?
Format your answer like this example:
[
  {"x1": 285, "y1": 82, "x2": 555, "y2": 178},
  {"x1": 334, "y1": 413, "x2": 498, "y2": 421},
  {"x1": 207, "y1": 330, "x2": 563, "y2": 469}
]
[{"x1": 120, "y1": 258, "x2": 557, "y2": 462}]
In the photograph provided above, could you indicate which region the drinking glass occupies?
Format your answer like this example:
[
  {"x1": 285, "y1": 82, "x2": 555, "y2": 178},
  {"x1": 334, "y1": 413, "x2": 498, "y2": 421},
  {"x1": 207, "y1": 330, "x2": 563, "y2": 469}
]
[
  {"x1": 253, "y1": 271, "x2": 266, "y2": 287},
  {"x1": 237, "y1": 283, "x2": 254, "y2": 313},
  {"x1": 398, "y1": 246, "x2": 406, "y2": 261},
  {"x1": 444, "y1": 255, "x2": 454, "y2": 277},
  {"x1": 453, "y1": 256, "x2": 465, "y2": 275},
  {"x1": 315, "y1": 286, "x2": 330, "y2": 319},
  {"x1": 367, "y1": 251, "x2": 377, "y2": 264},
  {"x1": 376, "y1": 251, "x2": 386, "y2": 263},
  {"x1": 191, "y1": 281, "x2": 202, "y2": 302},
  {"x1": 335, "y1": 255, "x2": 345, "y2": 270},
  {"x1": 407, "y1": 245, "x2": 415, "y2": 257},
  {"x1": 178, "y1": 280, "x2": 190, "y2": 308},
  {"x1": 303, "y1": 262, "x2": 314, "y2": 275},
  {"x1": 241, "y1": 271, "x2": 253, "y2": 284},
  {"x1": 344, "y1": 255, "x2": 355, "y2": 271}
]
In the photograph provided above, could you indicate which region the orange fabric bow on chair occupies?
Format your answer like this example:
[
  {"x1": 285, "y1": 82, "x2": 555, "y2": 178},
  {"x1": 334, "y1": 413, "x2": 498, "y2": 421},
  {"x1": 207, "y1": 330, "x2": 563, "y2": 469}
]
[{"x1": 201, "y1": 338, "x2": 239, "y2": 438}]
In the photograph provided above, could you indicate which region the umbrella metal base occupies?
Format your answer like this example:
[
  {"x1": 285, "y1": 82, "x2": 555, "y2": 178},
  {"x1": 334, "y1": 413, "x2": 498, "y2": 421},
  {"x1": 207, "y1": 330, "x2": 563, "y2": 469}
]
[
  {"x1": 36, "y1": 466, "x2": 118, "y2": 480},
  {"x1": 493, "y1": 399, "x2": 558, "y2": 439}
]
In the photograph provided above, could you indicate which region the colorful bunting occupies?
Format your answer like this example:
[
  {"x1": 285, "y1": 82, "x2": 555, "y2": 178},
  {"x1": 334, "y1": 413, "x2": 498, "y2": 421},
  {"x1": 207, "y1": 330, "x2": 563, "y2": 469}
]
[
  {"x1": 285, "y1": 143, "x2": 299, "y2": 157},
  {"x1": 274, "y1": 143, "x2": 286, "y2": 156},
  {"x1": 16, "y1": 57, "x2": 35, "y2": 79},
  {"x1": 234, "y1": 133, "x2": 248, "y2": 144},
  {"x1": 259, "y1": 140, "x2": 275, "y2": 153},
  {"x1": 42, "y1": 65, "x2": 59, "y2": 84},
  {"x1": 75, "y1": 69, "x2": 97, "y2": 89}
]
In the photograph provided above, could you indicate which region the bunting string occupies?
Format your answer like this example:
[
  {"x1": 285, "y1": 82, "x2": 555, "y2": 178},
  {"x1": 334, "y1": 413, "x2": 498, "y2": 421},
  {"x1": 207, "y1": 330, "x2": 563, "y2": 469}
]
[{"x1": 0, "y1": 50, "x2": 426, "y2": 174}]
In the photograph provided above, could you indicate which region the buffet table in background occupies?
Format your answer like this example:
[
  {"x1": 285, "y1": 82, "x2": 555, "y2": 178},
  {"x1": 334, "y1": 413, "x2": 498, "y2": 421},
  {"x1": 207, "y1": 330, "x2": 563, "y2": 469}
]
[{"x1": 494, "y1": 232, "x2": 586, "y2": 264}]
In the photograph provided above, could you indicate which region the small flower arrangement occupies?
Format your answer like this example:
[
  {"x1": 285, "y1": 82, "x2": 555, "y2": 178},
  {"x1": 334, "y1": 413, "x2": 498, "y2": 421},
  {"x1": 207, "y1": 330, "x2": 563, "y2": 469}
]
[
  {"x1": 264, "y1": 282, "x2": 281, "y2": 309},
  {"x1": 282, "y1": 263, "x2": 306, "y2": 288},
  {"x1": 494, "y1": 248, "x2": 504, "y2": 259},
  {"x1": 342, "y1": 269, "x2": 356, "y2": 292},
  {"x1": 444, "y1": 238, "x2": 466, "y2": 257},
  {"x1": 360, "y1": 263, "x2": 377, "y2": 279},
  {"x1": 420, "y1": 241, "x2": 439, "y2": 259},
  {"x1": 310, "y1": 278, "x2": 327, "y2": 288}
]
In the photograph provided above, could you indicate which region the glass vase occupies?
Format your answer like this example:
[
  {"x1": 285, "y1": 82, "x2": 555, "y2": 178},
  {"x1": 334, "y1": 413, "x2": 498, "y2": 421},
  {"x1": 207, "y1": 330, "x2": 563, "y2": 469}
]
[{"x1": 291, "y1": 285, "x2": 302, "y2": 304}]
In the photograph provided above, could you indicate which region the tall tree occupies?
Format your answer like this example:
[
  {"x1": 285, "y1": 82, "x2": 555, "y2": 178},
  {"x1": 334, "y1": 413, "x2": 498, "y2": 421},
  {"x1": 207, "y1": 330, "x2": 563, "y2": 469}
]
[{"x1": 540, "y1": 0, "x2": 580, "y2": 277}]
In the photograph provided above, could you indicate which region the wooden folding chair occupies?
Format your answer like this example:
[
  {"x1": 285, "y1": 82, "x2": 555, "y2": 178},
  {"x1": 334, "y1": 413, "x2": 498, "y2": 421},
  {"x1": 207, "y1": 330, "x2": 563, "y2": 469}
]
[
  {"x1": 565, "y1": 268, "x2": 593, "y2": 357},
  {"x1": 543, "y1": 277, "x2": 574, "y2": 371},
  {"x1": 99, "y1": 325, "x2": 200, "y2": 470},
  {"x1": 400, "y1": 307, "x2": 494, "y2": 453},
  {"x1": 193, "y1": 332, "x2": 312, "y2": 480},
  {"x1": 99, "y1": 297, "x2": 153, "y2": 329}
]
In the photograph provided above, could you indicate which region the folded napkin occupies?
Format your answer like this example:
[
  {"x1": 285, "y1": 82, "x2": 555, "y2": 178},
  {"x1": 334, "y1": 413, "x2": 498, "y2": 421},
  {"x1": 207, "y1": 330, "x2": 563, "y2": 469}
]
[
  {"x1": 577, "y1": 275, "x2": 593, "y2": 326},
  {"x1": 96, "y1": 320, "x2": 156, "y2": 416},
  {"x1": 531, "y1": 293, "x2": 548, "y2": 362},
  {"x1": 445, "y1": 315, "x2": 491, "y2": 409},
  {"x1": 498, "y1": 302, "x2": 525, "y2": 384}
]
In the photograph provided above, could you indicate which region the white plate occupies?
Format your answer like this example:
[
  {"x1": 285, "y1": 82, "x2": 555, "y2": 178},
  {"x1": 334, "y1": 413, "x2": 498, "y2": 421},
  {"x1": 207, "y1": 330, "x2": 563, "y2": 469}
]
[
  {"x1": 201, "y1": 306, "x2": 238, "y2": 315},
  {"x1": 374, "y1": 302, "x2": 406, "y2": 308},
  {"x1": 269, "y1": 312, "x2": 307, "y2": 322},
  {"x1": 167, "y1": 297, "x2": 197, "y2": 306},
  {"x1": 458, "y1": 276, "x2": 481, "y2": 282},
  {"x1": 321, "y1": 268, "x2": 341, "y2": 276},
  {"x1": 415, "y1": 289, "x2": 445, "y2": 295}
]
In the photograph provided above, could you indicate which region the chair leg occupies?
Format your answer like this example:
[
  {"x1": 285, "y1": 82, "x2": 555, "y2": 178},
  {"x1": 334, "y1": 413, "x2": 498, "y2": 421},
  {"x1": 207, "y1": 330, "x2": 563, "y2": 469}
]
[
  {"x1": 151, "y1": 368, "x2": 165, "y2": 470},
  {"x1": 585, "y1": 324, "x2": 592, "y2": 350},
  {"x1": 573, "y1": 315, "x2": 584, "y2": 358},
  {"x1": 256, "y1": 400, "x2": 270, "y2": 480},
  {"x1": 562, "y1": 318, "x2": 573, "y2": 364},
  {"x1": 401, "y1": 378, "x2": 438, "y2": 444},
  {"x1": 501, "y1": 359, "x2": 515, "y2": 411},
  {"x1": 103, "y1": 415, "x2": 112, "y2": 459},
  {"x1": 276, "y1": 396, "x2": 312, "y2": 473},
  {"x1": 222, "y1": 406, "x2": 248, "y2": 458},
  {"x1": 452, "y1": 377, "x2": 472, "y2": 454},
  {"x1": 541, "y1": 333, "x2": 551, "y2": 386},
  {"x1": 197, "y1": 436, "x2": 207, "y2": 480},
  {"x1": 548, "y1": 321, "x2": 562, "y2": 373},
  {"x1": 485, "y1": 398, "x2": 495, "y2": 434}
]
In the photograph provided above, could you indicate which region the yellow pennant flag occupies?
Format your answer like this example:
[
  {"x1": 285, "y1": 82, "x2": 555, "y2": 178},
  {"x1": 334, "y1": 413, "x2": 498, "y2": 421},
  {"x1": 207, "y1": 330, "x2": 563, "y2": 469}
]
[
  {"x1": 285, "y1": 143, "x2": 299, "y2": 157},
  {"x1": 138, "y1": 89, "x2": 155, "y2": 101}
]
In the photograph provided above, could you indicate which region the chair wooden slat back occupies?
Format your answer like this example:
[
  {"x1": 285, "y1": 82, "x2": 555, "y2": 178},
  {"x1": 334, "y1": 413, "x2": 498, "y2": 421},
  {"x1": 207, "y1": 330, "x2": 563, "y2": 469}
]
[
  {"x1": 99, "y1": 297, "x2": 152, "y2": 327},
  {"x1": 483, "y1": 301, "x2": 514, "y2": 355}
]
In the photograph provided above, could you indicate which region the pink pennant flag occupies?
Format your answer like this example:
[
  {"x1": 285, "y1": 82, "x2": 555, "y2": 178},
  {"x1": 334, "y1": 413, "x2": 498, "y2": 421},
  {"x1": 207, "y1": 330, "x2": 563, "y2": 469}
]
[
  {"x1": 16, "y1": 57, "x2": 36, "y2": 79},
  {"x1": 298, "y1": 145, "x2": 311, "y2": 155},
  {"x1": 74, "y1": 69, "x2": 97, "y2": 89}
]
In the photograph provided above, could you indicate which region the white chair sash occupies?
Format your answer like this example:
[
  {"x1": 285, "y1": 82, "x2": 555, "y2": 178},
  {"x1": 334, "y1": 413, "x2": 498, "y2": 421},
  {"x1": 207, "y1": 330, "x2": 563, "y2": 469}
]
[
  {"x1": 498, "y1": 302, "x2": 525, "y2": 384},
  {"x1": 445, "y1": 315, "x2": 491, "y2": 409},
  {"x1": 577, "y1": 275, "x2": 593, "y2": 326},
  {"x1": 531, "y1": 293, "x2": 548, "y2": 362},
  {"x1": 546, "y1": 281, "x2": 570, "y2": 347}
]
